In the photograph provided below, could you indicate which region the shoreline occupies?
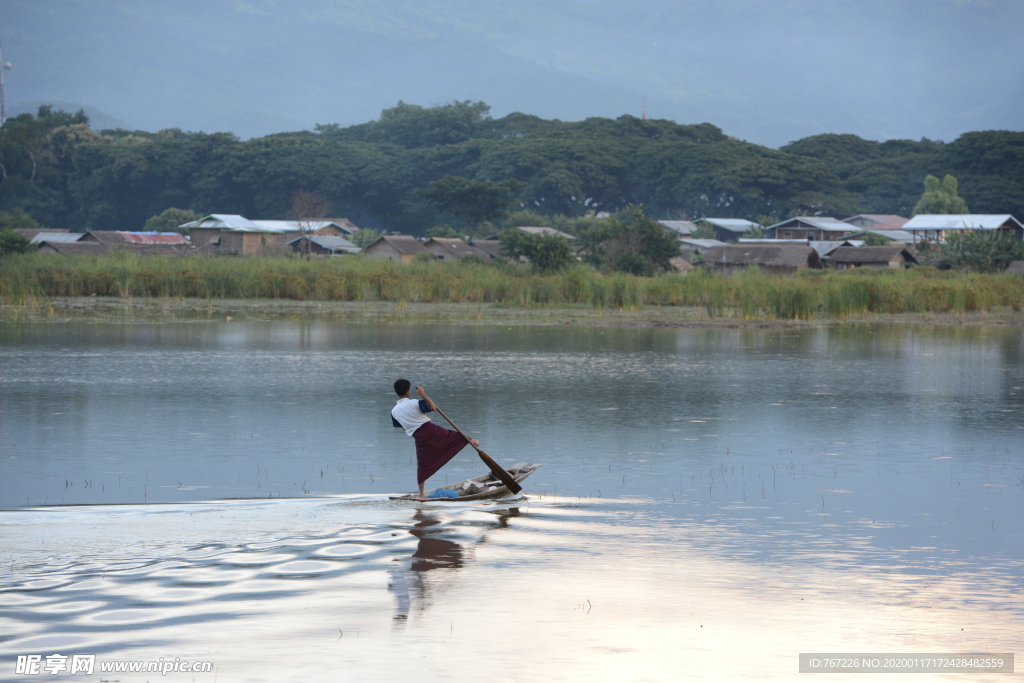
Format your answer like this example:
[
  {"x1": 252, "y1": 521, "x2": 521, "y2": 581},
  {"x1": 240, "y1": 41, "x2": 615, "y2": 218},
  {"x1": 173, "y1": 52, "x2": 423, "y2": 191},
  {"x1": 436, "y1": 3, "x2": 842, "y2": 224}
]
[{"x1": 3, "y1": 296, "x2": 1024, "y2": 328}]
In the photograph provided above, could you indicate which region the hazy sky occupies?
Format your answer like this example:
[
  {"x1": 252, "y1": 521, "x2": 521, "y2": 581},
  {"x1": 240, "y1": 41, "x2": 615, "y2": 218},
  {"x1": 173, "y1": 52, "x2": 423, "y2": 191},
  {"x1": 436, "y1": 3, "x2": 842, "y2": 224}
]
[{"x1": 4, "y1": 0, "x2": 1022, "y2": 146}]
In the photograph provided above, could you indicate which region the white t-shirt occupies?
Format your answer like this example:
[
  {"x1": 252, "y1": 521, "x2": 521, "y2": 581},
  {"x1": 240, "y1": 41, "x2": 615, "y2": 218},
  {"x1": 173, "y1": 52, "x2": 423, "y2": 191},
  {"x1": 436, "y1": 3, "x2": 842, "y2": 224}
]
[{"x1": 391, "y1": 397, "x2": 433, "y2": 436}]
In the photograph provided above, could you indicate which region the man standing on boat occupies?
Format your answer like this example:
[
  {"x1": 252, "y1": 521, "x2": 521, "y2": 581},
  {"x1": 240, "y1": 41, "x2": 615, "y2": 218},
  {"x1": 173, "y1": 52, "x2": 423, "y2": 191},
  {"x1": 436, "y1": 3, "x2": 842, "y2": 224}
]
[{"x1": 391, "y1": 379, "x2": 479, "y2": 500}]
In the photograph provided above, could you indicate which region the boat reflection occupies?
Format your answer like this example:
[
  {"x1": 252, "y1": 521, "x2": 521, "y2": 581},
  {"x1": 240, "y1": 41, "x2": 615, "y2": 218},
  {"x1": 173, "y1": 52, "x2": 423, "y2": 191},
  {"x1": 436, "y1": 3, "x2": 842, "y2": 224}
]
[{"x1": 389, "y1": 507, "x2": 520, "y2": 620}]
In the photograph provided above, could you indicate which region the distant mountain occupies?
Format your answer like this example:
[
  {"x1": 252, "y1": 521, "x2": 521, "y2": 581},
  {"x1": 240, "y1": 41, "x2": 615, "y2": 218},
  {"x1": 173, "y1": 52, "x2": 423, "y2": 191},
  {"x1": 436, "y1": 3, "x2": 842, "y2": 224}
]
[
  {"x1": 3, "y1": 0, "x2": 1022, "y2": 146},
  {"x1": 7, "y1": 101, "x2": 130, "y2": 131}
]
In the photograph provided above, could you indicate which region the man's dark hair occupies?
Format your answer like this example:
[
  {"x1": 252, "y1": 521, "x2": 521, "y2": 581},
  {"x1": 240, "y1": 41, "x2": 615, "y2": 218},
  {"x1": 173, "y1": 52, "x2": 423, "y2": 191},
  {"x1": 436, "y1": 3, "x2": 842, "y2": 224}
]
[{"x1": 394, "y1": 379, "x2": 411, "y2": 396}]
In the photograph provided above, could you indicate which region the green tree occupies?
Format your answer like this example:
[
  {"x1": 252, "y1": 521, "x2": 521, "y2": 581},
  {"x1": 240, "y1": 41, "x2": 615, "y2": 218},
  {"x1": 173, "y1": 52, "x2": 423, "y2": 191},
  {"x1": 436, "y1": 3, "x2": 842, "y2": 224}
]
[
  {"x1": 12, "y1": 101, "x2": 1024, "y2": 244},
  {"x1": 498, "y1": 229, "x2": 574, "y2": 273},
  {"x1": 350, "y1": 228, "x2": 381, "y2": 248},
  {"x1": 319, "y1": 100, "x2": 492, "y2": 148},
  {"x1": 500, "y1": 209, "x2": 558, "y2": 230},
  {"x1": 940, "y1": 131, "x2": 1024, "y2": 216},
  {"x1": 912, "y1": 174, "x2": 969, "y2": 215},
  {"x1": 861, "y1": 232, "x2": 892, "y2": 246},
  {"x1": 0, "y1": 229, "x2": 36, "y2": 256},
  {"x1": 414, "y1": 176, "x2": 526, "y2": 233},
  {"x1": 941, "y1": 230, "x2": 1024, "y2": 273},
  {"x1": 579, "y1": 206, "x2": 680, "y2": 275},
  {"x1": 142, "y1": 207, "x2": 201, "y2": 234},
  {"x1": 0, "y1": 208, "x2": 46, "y2": 232},
  {"x1": 425, "y1": 225, "x2": 459, "y2": 238}
]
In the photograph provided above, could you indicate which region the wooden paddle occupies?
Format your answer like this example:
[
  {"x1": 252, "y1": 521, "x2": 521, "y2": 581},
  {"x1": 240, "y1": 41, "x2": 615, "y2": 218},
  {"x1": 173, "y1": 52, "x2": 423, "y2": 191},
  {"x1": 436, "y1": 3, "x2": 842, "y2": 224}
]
[{"x1": 432, "y1": 405, "x2": 523, "y2": 494}]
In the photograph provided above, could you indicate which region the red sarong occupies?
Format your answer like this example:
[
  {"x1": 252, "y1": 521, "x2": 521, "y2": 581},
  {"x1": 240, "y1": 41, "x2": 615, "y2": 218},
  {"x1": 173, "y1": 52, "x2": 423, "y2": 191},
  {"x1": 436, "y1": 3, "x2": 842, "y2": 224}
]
[{"x1": 413, "y1": 421, "x2": 470, "y2": 483}]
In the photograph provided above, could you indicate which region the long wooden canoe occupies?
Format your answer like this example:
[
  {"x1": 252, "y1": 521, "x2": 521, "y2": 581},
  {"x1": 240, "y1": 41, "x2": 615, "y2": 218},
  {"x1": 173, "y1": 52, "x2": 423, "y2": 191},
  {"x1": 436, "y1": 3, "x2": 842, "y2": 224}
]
[{"x1": 389, "y1": 463, "x2": 541, "y2": 502}]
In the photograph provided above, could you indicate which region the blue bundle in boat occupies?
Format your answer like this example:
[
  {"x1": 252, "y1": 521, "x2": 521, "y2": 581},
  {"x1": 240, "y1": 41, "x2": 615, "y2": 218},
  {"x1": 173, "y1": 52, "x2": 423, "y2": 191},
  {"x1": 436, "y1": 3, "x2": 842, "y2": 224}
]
[{"x1": 428, "y1": 488, "x2": 459, "y2": 499}]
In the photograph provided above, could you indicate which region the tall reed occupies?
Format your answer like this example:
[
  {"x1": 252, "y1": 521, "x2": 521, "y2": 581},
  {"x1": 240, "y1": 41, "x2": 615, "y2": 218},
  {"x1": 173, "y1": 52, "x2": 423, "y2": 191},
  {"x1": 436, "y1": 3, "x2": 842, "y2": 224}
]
[{"x1": 2, "y1": 252, "x2": 1023, "y2": 318}]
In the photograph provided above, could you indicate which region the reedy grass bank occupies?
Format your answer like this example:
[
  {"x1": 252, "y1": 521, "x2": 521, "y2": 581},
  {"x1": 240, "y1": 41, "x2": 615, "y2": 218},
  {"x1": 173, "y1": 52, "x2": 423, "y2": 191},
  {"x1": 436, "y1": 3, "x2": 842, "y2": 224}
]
[{"x1": 2, "y1": 252, "x2": 1023, "y2": 319}]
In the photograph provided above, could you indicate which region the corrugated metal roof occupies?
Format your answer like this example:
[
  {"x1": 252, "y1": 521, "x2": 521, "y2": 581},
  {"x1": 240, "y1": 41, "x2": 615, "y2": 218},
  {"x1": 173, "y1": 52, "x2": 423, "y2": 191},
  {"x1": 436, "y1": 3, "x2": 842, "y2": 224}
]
[
  {"x1": 286, "y1": 235, "x2": 360, "y2": 253},
  {"x1": 94, "y1": 231, "x2": 189, "y2": 244},
  {"x1": 700, "y1": 218, "x2": 760, "y2": 232},
  {"x1": 121, "y1": 232, "x2": 189, "y2": 244},
  {"x1": 179, "y1": 214, "x2": 265, "y2": 231},
  {"x1": 765, "y1": 216, "x2": 854, "y2": 232},
  {"x1": 679, "y1": 238, "x2": 725, "y2": 248},
  {"x1": 902, "y1": 215, "x2": 1023, "y2": 230},
  {"x1": 30, "y1": 232, "x2": 85, "y2": 243},
  {"x1": 14, "y1": 228, "x2": 69, "y2": 240},
  {"x1": 809, "y1": 241, "x2": 852, "y2": 257},
  {"x1": 864, "y1": 229, "x2": 915, "y2": 242},
  {"x1": 739, "y1": 238, "x2": 807, "y2": 243},
  {"x1": 843, "y1": 214, "x2": 908, "y2": 227},
  {"x1": 659, "y1": 220, "x2": 698, "y2": 235},
  {"x1": 251, "y1": 220, "x2": 353, "y2": 234},
  {"x1": 517, "y1": 226, "x2": 578, "y2": 240}
]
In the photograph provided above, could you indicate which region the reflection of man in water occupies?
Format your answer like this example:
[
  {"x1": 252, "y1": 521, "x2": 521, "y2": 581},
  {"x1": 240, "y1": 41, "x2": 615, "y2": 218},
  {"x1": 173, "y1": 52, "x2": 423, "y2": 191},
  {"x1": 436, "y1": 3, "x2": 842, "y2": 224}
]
[
  {"x1": 389, "y1": 508, "x2": 519, "y2": 620},
  {"x1": 389, "y1": 510, "x2": 465, "y2": 620},
  {"x1": 390, "y1": 379, "x2": 479, "y2": 500},
  {"x1": 409, "y1": 510, "x2": 465, "y2": 573}
]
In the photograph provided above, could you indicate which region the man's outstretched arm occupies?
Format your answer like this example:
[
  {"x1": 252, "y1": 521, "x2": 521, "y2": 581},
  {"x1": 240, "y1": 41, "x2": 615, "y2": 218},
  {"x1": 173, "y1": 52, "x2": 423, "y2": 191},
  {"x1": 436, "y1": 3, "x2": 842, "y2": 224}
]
[{"x1": 415, "y1": 386, "x2": 437, "y2": 412}]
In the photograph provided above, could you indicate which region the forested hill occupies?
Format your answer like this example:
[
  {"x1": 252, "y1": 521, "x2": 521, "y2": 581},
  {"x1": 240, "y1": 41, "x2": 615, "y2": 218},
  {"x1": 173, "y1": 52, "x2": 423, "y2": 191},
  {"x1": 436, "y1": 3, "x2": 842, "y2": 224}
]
[{"x1": 1, "y1": 102, "x2": 1022, "y2": 234}]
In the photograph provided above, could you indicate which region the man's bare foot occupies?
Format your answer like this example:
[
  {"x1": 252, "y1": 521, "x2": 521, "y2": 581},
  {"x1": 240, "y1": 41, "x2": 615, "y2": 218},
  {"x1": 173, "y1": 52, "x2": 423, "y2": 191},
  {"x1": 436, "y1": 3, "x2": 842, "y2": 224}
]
[{"x1": 470, "y1": 439, "x2": 480, "y2": 447}]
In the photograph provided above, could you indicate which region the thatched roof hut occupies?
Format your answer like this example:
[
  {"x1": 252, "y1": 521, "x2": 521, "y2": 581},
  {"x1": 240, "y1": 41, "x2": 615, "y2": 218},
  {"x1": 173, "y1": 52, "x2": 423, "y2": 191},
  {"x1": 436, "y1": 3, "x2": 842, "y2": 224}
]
[
  {"x1": 705, "y1": 244, "x2": 822, "y2": 275},
  {"x1": 423, "y1": 237, "x2": 476, "y2": 260},
  {"x1": 362, "y1": 235, "x2": 427, "y2": 263},
  {"x1": 827, "y1": 245, "x2": 918, "y2": 270}
]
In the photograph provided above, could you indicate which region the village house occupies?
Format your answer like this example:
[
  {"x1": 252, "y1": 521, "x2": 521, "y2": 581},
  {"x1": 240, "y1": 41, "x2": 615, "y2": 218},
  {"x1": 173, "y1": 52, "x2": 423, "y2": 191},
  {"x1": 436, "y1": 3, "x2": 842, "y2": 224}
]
[
  {"x1": 88, "y1": 231, "x2": 190, "y2": 246},
  {"x1": 467, "y1": 239, "x2": 503, "y2": 260},
  {"x1": 14, "y1": 228, "x2": 70, "y2": 241},
  {"x1": 181, "y1": 214, "x2": 361, "y2": 255},
  {"x1": 30, "y1": 232, "x2": 92, "y2": 245},
  {"x1": 842, "y1": 214, "x2": 908, "y2": 229},
  {"x1": 669, "y1": 257, "x2": 694, "y2": 273},
  {"x1": 251, "y1": 220, "x2": 356, "y2": 237},
  {"x1": 826, "y1": 245, "x2": 918, "y2": 270},
  {"x1": 900, "y1": 214, "x2": 1024, "y2": 243},
  {"x1": 705, "y1": 244, "x2": 822, "y2": 275},
  {"x1": 362, "y1": 235, "x2": 428, "y2": 263},
  {"x1": 32, "y1": 231, "x2": 195, "y2": 256},
  {"x1": 35, "y1": 240, "x2": 108, "y2": 256},
  {"x1": 181, "y1": 215, "x2": 281, "y2": 255},
  {"x1": 739, "y1": 237, "x2": 863, "y2": 258},
  {"x1": 658, "y1": 220, "x2": 698, "y2": 238},
  {"x1": 693, "y1": 218, "x2": 761, "y2": 242},
  {"x1": 677, "y1": 238, "x2": 724, "y2": 261},
  {"x1": 423, "y1": 237, "x2": 477, "y2": 260},
  {"x1": 285, "y1": 235, "x2": 361, "y2": 255},
  {"x1": 1006, "y1": 261, "x2": 1024, "y2": 276},
  {"x1": 764, "y1": 217, "x2": 859, "y2": 241}
]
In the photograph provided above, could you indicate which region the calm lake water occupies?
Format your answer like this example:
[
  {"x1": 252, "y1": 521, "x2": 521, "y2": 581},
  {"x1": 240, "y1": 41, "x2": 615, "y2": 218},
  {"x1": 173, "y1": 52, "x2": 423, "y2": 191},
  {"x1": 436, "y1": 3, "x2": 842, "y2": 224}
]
[{"x1": 1, "y1": 321, "x2": 1022, "y2": 681}]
